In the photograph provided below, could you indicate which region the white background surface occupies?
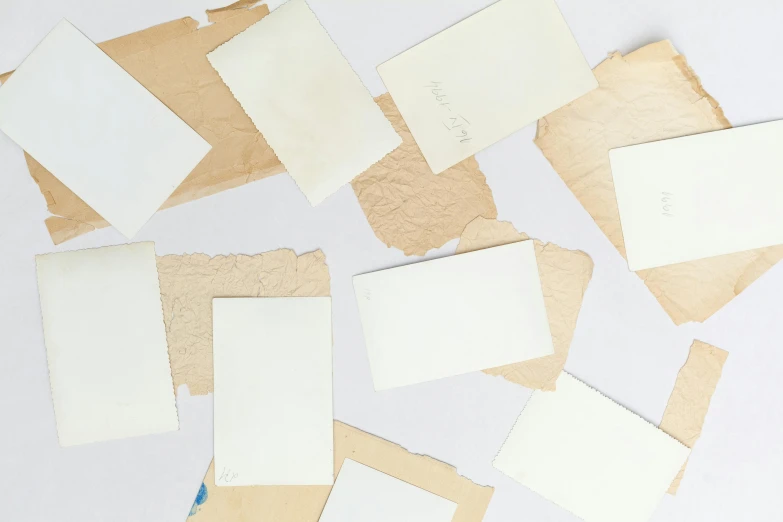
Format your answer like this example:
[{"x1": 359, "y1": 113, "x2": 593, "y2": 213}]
[{"x1": 1, "y1": 0, "x2": 783, "y2": 521}]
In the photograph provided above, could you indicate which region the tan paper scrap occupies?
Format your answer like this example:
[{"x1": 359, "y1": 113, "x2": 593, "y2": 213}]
[
  {"x1": 456, "y1": 217, "x2": 593, "y2": 391},
  {"x1": 157, "y1": 248, "x2": 330, "y2": 396},
  {"x1": 535, "y1": 40, "x2": 783, "y2": 324},
  {"x1": 352, "y1": 94, "x2": 497, "y2": 256},
  {"x1": 188, "y1": 421, "x2": 493, "y2": 522},
  {"x1": 660, "y1": 340, "x2": 728, "y2": 494}
]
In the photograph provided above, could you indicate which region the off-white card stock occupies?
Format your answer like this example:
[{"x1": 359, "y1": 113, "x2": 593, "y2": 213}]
[
  {"x1": 212, "y1": 297, "x2": 333, "y2": 486},
  {"x1": 377, "y1": 0, "x2": 597, "y2": 174},
  {"x1": 610, "y1": 120, "x2": 783, "y2": 270},
  {"x1": 494, "y1": 373, "x2": 690, "y2": 522},
  {"x1": 318, "y1": 459, "x2": 457, "y2": 522},
  {"x1": 353, "y1": 240, "x2": 553, "y2": 391},
  {"x1": 207, "y1": 0, "x2": 401, "y2": 205},
  {"x1": 35, "y1": 243, "x2": 178, "y2": 447},
  {"x1": 0, "y1": 20, "x2": 210, "y2": 239}
]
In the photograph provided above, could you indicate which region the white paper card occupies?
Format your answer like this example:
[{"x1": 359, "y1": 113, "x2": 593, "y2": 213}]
[
  {"x1": 35, "y1": 243, "x2": 178, "y2": 447},
  {"x1": 377, "y1": 0, "x2": 597, "y2": 174},
  {"x1": 207, "y1": 0, "x2": 401, "y2": 205},
  {"x1": 353, "y1": 241, "x2": 553, "y2": 390},
  {"x1": 610, "y1": 121, "x2": 783, "y2": 270},
  {"x1": 0, "y1": 20, "x2": 211, "y2": 238},
  {"x1": 213, "y1": 297, "x2": 333, "y2": 486},
  {"x1": 494, "y1": 373, "x2": 690, "y2": 522},
  {"x1": 318, "y1": 459, "x2": 457, "y2": 522}
]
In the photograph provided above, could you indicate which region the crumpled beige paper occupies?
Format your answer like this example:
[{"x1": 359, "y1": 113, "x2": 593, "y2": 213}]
[
  {"x1": 188, "y1": 421, "x2": 493, "y2": 522},
  {"x1": 535, "y1": 40, "x2": 783, "y2": 324},
  {"x1": 3, "y1": 3, "x2": 284, "y2": 245},
  {"x1": 659, "y1": 340, "x2": 728, "y2": 494},
  {"x1": 157, "y1": 248, "x2": 330, "y2": 396},
  {"x1": 352, "y1": 94, "x2": 497, "y2": 256},
  {"x1": 456, "y1": 217, "x2": 593, "y2": 391}
]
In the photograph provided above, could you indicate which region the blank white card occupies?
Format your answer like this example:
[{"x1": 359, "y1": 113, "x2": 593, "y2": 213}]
[
  {"x1": 318, "y1": 459, "x2": 457, "y2": 522},
  {"x1": 207, "y1": 0, "x2": 401, "y2": 205},
  {"x1": 377, "y1": 0, "x2": 597, "y2": 174},
  {"x1": 610, "y1": 120, "x2": 783, "y2": 270},
  {"x1": 353, "y1": 241, "x2": 553, "y2": 390},
  {"x1": 213, "y1": 297, "x2": 333, "y2": 486},
  {"x1": 0, "y1": 20, "x2": 211, "y2": 238},
  {"x1": 494, "y1": 373, "x2": 690, "y2": 522},
  {"x1": 35, "y1": 243, "x2": 178, "y2": 447}
]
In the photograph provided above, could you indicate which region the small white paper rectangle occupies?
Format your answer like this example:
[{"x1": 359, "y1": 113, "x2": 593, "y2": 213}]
[
  {"x1": 207, "y1": 0, "x2": 401, "y2": 205},
  {"x1": 35, "y1": 243, "x2": 178, "y2": 447},
  {"x1": 353, "y1": 241, "x2": 554, "y2": 391},
  {"x1": 610, "y1": 121, "x2": 783, "y2": 270},
  {"x1": 377, "y1": 0, "x2": 597, "y2": 174},
  {"x1": 494, "y1": 373, "x2": 690, "y2": 522},
  {"x1": 213, "y1": 297, "x2": 333, "y2": 486},
  {"x1": 0, "y1": 20, "x2": 211, "y2": 238},
  {"x1": 318, "y1": 459, "x2": 457, "y2": 522}
]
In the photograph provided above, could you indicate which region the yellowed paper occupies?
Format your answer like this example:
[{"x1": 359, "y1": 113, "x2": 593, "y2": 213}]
[
  {"x1": 188, "y1": 421, "x2": 493, "y2": 522},
  {"x1": 659, "y1": 340, "x2": 728, "y2": 494},
  {"x1": 535, "y1": 40, "x2": 783, "y2": 324},
  {"x1": 352, "y1": 94, "x2": 497, "y2": 256},
  {"x1": 157, "y1": 248, "x2": 330, "y2": 396},
  {"x1": 7, "y1": 3, "x2": 284, "y2": 245},
  {"x1": 456, "y1": 217, "x2": 593, "y2": 390}
]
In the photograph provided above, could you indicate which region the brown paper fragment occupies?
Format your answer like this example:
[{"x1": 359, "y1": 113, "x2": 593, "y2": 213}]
[
  {"x1": 535, "y1": 40, "x2": 783, "y2": 324},
  {"x1": 157, "y1": 248, "x2": 330, "y2": 396},
  {"x1": 352, "y1": 94, "x2": 497, "y2": 256},
  {"x1": 659, "y1": 340, "x2": 728, "y2": 494},
  {"x1": 15, "y1": 3, "x2": 285, "y2": 244},
  {"x1": 188, "y1": 421, "x2": 493, "y2": 522},
  {"x1": 206, "y1": 0, "x2": 261, "y2": 23},
  {"x1": 456, "y1": 217, "x2": 593, "y2": 390}
]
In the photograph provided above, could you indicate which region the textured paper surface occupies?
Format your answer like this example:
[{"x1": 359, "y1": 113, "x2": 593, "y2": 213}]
[
  {"x1": 494, "y1": 373, "x2": 690, "y2": 522},
  {"x1": 35, "y1": 243, "x2": 178, "y2": 446},
  {"x1": 208, "y1": 0, "x2": 401, "y2": 205},
  {"x1": 456, "y1": 217, "x2": 593, "y2": 390},
  {"x1": 354, "y1": 241, "x2": 554, "y2": 390},
  {"x1": 535, "y1": 40, "x2": 783, "y2": 324},
  {"x1": 0, "y1": 20, "x2": 211, "y2": 238},
  {"x1": 610, "y1": 121, "x2": 783, "y2": 270},
  {"x1": 187, "y1": 422, "x2": 493, "y2": 522},
  {"x1": 660, "y1": 340, "x2": 728, "y2": 494},
  {"x1": 377, "y1": 0, "x2": 596, "y2": 174},
  {"x1": 158, "y1": 248, "x2": 330, "y2": 396},
  {"x1": 319, "y1": 459, "x2": 457, "y2": 522},
  {"x1": 213, "y1": 298, "x2": 333, "y2": 486},
  {"x1": 3, "y1": 3, "x2": 284, "y2": 245},
  {"x1": 352, "y1": 94, "x2": 497, "y2": 256}
]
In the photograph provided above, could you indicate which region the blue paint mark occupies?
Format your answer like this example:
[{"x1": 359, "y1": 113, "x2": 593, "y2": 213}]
[{"x1": 188, "y1": 483, "x2": 208, "y2": 517}]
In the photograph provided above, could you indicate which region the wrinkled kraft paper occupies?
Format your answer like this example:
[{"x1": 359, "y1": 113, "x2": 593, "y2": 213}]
[
  {"x1": 457, "y1": 217, "x2": 593, "y2": 391},
  {"x1": 535, "y1": 40, "x2": 783, "y2": 324},
  {"x1": 660, "y1": 340, "x2": 728, "y2": 495},
  {"x1": 157, "y1": 248, "x2": 330, "y2": 396},
  {"x1": 2, "y1": 3, "x2": 285, "y2": 244},
  {"x1": 188, "y1": 421, "x2": 493, "y2": 522}
]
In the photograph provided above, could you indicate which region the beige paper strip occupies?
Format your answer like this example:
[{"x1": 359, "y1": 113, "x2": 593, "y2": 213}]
[
  {"x1": 188, "y1": 421, "x2": 493, "y2": 522},
  {"x1": 352, "y1": 94, "x2": 497, "y2": 256},
  {"x1": 660, "y1": 340, "x2": 728, "y2": 494},
  {"x1": 535, "y1": 40, "x2": 783, "y2": 324},
  {"x1": 157, "y1": 248, "x2": 330, "y2": 396},
  {"x1": 456, "y1": 217, "x2": 593, "y2": 390}
]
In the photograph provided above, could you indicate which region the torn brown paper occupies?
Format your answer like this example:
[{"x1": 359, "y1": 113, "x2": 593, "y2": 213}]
[
  {"x1": 157, "y1": 248, "x2": 330, "y2": 396},
  {"x1": 535, "y1": 40, "x2": 783, "y2": 324},
  {"x1": 7, "y1": 3, "x2": 285, "y2": 244},
  {"x1": 660, "y1": 340, "x2": 728, "y2": 495},
  {"x1": 456, "y1": 217, "x2": 593, "y2": 391},
  {"x1": 352, "y1": 94, "x2": 497, "y2": 256},
  {"x1": 188, "y1": 421, "x2": 493, "y2": 522}
]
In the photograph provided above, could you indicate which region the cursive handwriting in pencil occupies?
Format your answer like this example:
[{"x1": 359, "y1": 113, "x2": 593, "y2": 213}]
[
  {"x1": 218, "y1": 467, "x2": 239, "y2": 483},
  {"x1": 425, "y1": 81, "x2": 472, "y2": 144}
]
